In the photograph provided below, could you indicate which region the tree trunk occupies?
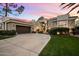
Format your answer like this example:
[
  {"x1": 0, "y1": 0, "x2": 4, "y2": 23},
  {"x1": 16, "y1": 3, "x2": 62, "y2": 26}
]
[{"x1": 5, "y1": 3, "x2": 8, "y2": 17}]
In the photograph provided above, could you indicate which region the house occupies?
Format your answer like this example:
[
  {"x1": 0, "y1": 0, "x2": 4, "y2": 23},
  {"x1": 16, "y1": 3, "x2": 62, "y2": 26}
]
[
  {"x1": 33, "y1": 14, "x2": 78, "y2": 34},
  {"x1": 48, "y1": 14, "x2": 78, "y2": 33},
  {"x1": 0, "y1": 17, "x2": 32, "y2": 34},
  {"x1": 32, "y1": 17, "x2": 48, "y2": 33}
]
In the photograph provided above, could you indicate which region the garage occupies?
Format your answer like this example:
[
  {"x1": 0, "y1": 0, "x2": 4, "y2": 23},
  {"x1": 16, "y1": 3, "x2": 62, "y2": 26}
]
[{"x1": 16, "y1": 25, "x2": 31, "y2": 34}]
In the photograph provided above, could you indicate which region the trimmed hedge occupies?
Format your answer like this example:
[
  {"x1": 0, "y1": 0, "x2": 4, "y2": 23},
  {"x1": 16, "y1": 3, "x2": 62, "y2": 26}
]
[
  {"x1": 48, "y1": 27, "x2": 69, "y2": 35},
  {"x1": 0, "y1": 30, "x2": 16, "y2": 35}
]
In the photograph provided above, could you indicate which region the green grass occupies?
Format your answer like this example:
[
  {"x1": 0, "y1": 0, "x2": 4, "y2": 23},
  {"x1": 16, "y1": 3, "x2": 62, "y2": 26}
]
[
  {"x1": 39, "y1": 35, "x2": 79, "y2": 56},
  {"x1": 0, "y1": 35, "x2": 14, "y2": 40}
]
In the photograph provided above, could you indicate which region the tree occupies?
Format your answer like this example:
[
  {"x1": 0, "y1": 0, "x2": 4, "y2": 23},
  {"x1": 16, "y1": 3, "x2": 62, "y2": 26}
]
[
  {"x1": 60, "y1": 3, "x2": 79, "y2": 14},
  {"x1": 0, "y1": 3, "x2": 25, "y2": 17}
]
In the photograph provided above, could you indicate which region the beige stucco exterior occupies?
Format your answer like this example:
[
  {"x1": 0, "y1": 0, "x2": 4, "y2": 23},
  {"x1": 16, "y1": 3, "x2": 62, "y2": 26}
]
[
  {"x1": 47, "y1": 14, "x2": 78, "y2": 34},
  {"x1": 48, "y1": 14, "x2": 78, "y2": 29},
  {"x1": 32, "y1": 14, "x2": 78, "y2": 33},
  {"x1": 32, "y1": 18, "x2": 48, "y2": 33},
  {"x1": 7, "y1": 23, "x2": 16, "y2": 30},
  {"x1": 0, "y1": 17, "x2": 32, "y2": 32}
]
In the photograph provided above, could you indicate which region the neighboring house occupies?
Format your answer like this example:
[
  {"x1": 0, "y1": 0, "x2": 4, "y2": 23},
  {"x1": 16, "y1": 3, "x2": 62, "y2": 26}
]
[
  {"x1": 33, "y1": 14, "x2": 78, "y2": 33},
  {"x1": 0, "y1": 17, "x2": 32, "y2": 34},
  {"x1": 48, "y1": 14, "x2": 78, "y2": 33}
]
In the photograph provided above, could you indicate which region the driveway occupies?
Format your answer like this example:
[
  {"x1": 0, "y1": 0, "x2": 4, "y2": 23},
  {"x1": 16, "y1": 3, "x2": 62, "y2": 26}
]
[{"x1": 0, "y1": 33, "x2": 50, "y2": 56}]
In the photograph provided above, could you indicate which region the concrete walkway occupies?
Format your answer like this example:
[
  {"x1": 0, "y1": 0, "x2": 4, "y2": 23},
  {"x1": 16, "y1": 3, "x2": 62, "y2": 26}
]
[
  {"x1": 0, "y1": 33, "x2": 50, "y2": 56},
  {"x1": 73, "y1": 35, "x2": 79, "y2": 38}
]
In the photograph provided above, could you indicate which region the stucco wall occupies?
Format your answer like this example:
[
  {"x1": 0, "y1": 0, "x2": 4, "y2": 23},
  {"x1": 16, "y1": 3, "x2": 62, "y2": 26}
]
[
  {"x1": 7, "y1": 23, "x2": 16, "y2": 30},
  {"x1": 57, "y1": 20, "x2": 68, "y2": 27},
  {"x1": 0, "y1": 23, "x2": 5, "y2": 30},
  {"x1": 68, "y1": 20, "x2": 75, "y2": 28},
  {"x1": 57, "y1": 14, "x2": 69, "y2": 21},
  {"x1": 48, "y1": 22, "x2": 57, "y2": 29}
]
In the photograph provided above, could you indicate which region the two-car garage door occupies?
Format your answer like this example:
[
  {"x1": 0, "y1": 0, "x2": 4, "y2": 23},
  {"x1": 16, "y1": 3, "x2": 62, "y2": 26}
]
[{"x1": 16, "y1": 25, "x2": 31, "y2": 34}]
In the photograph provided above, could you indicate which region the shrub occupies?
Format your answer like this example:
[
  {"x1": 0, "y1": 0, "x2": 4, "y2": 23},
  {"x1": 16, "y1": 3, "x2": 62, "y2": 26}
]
[
  {"x1": 38, "y1": 31, "x2": 43, "y2": 33},
  {"x1": 72, "y1": 27, "x2": 79, "y2": 35},
  {"x1": 0, "y1": 30, "x2": 16, "y2": 35},
  {"x1": 32, "y1": 31, "x2": 36, "y2": 33},
  {"x1": 75, "y1": 27, "x2": 79, "y2": 34},
  {"x1": 72, "y1": 28, "x2": 76, "y2": 35},
  {"x1": 48, "y1": 27, "x2": 69, "y2": 35}
]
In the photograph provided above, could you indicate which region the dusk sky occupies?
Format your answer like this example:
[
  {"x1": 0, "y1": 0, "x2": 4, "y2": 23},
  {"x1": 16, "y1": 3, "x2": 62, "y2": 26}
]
[{"x1": 1, "y1": 3, "x2": 79, "y2": 21}]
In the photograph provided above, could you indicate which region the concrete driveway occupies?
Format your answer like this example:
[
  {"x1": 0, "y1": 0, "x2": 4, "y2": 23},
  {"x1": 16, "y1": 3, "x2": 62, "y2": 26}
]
[{"x1": 0, "y1": 33, "x2": 50, "y2": 56}]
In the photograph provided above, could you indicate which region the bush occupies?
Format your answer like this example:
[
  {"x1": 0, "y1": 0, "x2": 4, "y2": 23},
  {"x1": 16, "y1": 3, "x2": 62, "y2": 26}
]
[
  {"x1": 72, "y1": 27, "x2": 79, "y2": 35},
  {"x1": 38, "y1": 31, "x2": 43, "y2": 33},
  {"x1": 0, "y1": 30, "x2": 16, "y2": 35},
  {"x1": 48, "y1": 27, "x2": 69, "y2": 35},
  {"x1": 72, "y1": 28, "x2": 76, "y2": 35},
  {"x1": 32, "y1": 31, "x2": 36, "y2": 33}
]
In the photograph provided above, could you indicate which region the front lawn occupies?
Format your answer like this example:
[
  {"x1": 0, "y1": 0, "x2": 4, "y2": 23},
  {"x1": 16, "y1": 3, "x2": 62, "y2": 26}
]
[{"x1": 39, "y1": 35, "x2": 79, "y2": 56}]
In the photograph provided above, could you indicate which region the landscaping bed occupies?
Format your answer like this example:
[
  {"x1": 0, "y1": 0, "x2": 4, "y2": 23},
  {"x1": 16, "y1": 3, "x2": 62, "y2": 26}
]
[
  {"x1": 0, "y1": 30, "x2": 16, "y2": 40},
  {"x1": 0, "y1": 35, "x2": 14, "y2": 40},
  {"x1": 39, "y1": 35, "x2": 79, "y2": 56}
]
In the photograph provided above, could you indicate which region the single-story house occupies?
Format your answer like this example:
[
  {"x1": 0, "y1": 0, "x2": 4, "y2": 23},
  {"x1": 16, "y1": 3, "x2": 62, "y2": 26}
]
[{"x1": 0, "y1": 17, "x2": 32, "y2": 34}]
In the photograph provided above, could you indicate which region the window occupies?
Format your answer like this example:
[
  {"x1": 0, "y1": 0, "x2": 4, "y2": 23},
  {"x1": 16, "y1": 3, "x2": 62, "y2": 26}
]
[
  {"x1": 0, "y1": 23, "x2": 2, "y2": 29},
  {"x1": 57, "y1": 21, "x2": 68, "y2": 27}
]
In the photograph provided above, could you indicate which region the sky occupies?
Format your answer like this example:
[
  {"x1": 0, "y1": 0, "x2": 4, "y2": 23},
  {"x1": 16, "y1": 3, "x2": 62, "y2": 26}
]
[{"x1": 1, "y1": 3, "x2": 79, "y2": 21}]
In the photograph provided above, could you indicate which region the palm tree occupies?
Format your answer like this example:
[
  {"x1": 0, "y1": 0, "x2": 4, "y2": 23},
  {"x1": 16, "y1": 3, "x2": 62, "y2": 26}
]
[
  {"x1": 0, "y1": 3, "x2": 25, "y2": 17},
  {"x1": 60, "y1": 3, "x2": 79, "y2": 14}
]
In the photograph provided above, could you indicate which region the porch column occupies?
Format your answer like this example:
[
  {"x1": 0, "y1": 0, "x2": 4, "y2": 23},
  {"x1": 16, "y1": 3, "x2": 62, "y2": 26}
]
[
  {"x1": 44, "y1": 20, "x2": 48, "y2": 33},
  {"x1": 44, "y1": 23, "x2": 47, "y2": 33},
  {"x1": 4, "y1": 22, "x2": 7, "y2": 30},
  {"x1": 69, "y1": 28, "x2": 73, "y2": 35}
]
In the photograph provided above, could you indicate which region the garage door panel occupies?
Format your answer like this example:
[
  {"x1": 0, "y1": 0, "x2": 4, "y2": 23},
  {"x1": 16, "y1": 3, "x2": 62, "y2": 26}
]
[{"x1": 16, "y1": 25, "x2": 31, "y2": 34}]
